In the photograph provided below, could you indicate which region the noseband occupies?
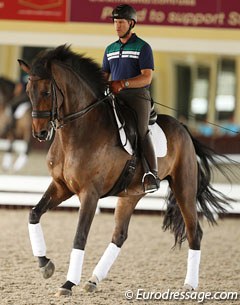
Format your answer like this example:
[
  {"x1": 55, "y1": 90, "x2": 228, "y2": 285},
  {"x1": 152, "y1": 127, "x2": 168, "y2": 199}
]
[{"x1": 29, "y1": 76, "x2": 109, "y2": 130}]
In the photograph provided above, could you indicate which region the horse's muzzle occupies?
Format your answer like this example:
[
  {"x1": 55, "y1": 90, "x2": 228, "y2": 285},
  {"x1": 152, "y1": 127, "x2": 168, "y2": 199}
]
[{"x1": 33, "y1": 129, "x2": 52, "y2": 142}]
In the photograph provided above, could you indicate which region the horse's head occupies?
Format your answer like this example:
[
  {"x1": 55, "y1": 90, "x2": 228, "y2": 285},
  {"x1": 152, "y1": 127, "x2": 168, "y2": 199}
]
[
  {"x1": 18, "y1": 59, "x2": 56, "y2": 141},
  {"x1": 18, "y1": 45, "x2": 108, "y2": 142}
]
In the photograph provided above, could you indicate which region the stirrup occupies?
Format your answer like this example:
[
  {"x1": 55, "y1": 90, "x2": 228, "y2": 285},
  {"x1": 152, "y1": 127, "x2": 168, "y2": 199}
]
[{"x1": 142, "y1": 172, "x2": 160, "y2": 194}]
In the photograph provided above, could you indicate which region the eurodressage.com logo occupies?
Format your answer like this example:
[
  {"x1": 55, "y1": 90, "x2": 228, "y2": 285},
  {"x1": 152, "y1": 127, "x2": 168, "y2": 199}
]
[{"x1": 124, "y1": 288, "x2": 239, "y2": 303}]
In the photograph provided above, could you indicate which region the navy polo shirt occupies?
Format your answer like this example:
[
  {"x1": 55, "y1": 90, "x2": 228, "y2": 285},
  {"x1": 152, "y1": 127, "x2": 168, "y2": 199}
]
[{"x1": 102, "y1": 33, "x2": 154, "y2": 81}]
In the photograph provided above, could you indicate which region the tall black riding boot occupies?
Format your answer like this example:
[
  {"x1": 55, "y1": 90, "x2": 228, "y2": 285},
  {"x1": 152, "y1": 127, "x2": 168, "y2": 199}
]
[{"x1": 141, "y1": 131, "x2": 160, "y2": 193}]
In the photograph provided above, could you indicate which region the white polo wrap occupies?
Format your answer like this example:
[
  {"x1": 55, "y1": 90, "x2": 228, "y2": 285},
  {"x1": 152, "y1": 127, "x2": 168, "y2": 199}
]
[
  {"x1": 93, "y1": 242, "x2": 121, "y2": 282},
  {"x1": 67, "y1": 248, "x2": 85, "y2": 285},
  {"x1": 28, "y1": 223, "x2": 46, "y2": 257},
  {"x1": 184, "y1": 249, "x2": 201, "y2": 289}
]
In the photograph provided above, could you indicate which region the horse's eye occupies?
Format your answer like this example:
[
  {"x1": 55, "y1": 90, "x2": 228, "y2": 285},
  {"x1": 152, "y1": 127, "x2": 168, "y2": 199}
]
[{"x1": 42, "y1": 91, "x2": 51, "y2": 97}]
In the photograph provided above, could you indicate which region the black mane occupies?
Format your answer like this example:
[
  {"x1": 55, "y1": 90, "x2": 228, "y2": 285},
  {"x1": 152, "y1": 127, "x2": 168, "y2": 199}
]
[
  {"x1": 31, "y1": 44, "x2": 107, "y2": 97},
  {"x1": 0, "y1": 76, "x2": 15, "y2": 90},
  {"x1": 0, "y1": 77, "x2": 15, "y2": 102}
]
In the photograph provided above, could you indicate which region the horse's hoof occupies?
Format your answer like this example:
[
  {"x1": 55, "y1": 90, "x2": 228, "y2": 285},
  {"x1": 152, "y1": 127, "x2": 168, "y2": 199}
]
[
  {"x1": 40, "y1": 260, "x2": 55, "y2": 279},
  {"x1": 55, "y1": 288, "x2": 72, "y2": 297},
  {"x1": 83, "y1": 281, "x2": 98, "y2": 293},
  {"x1": 183, "y1": 284, "x2": 194, "y2": 291},
  {"x1": 83, "y1": 275, "x2": 99, "y2": 293}
]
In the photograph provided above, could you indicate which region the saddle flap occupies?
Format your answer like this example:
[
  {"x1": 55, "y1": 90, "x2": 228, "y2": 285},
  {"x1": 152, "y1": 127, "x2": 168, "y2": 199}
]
[
  {"x1": 111, "y1": 97, "x2": 137, "y2": 155},
  {"x1": 110, "y1": 96, "x2": 167, "y2": 158}
]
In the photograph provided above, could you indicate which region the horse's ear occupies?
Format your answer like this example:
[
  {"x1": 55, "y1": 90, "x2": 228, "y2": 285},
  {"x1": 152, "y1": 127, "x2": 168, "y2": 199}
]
[{"x1": 18, "y1": 59, "x2": 31, "y2": 74}]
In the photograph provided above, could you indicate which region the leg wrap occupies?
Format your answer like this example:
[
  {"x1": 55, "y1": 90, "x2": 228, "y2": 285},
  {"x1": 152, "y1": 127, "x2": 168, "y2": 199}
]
[
  {"x1": 93, "y1": 243, "x2": 120, "y2": 282},
  {"x1": 184, "y1": 249, "x2": 201, "y2": 289},
  {"x1": 28, "y1": 223, "x2": 46, "y2": 257},
  {"x1": 67, "y1": 248, "x2": 84, "y2": 285}
]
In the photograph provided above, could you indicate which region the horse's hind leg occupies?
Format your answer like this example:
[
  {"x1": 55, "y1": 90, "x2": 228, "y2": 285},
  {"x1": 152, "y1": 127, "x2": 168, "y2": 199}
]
[
  {"x1": 84, "y1": 195, "x2": 142, "y2": 292},
  {"x1": 169, "y1": 169, "x2": 202, "y2": 291},
  {"x1": 28, "y1": 180, "x2": 73, "y2": 279},
  {"x1": 179, "y1": 197, "x2": 202, "y2": 291}
]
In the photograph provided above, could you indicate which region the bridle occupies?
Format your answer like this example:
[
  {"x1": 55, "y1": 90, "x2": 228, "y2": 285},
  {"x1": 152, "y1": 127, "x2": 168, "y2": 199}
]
[{"x1": 29, "y1": 76, "x2": 110, "y2": 131}]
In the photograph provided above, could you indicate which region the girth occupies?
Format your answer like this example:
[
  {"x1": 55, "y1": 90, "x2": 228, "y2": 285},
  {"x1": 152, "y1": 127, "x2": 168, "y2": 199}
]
[{"x1": 100, "y1": 156, "x2": 137, "y2": 198}]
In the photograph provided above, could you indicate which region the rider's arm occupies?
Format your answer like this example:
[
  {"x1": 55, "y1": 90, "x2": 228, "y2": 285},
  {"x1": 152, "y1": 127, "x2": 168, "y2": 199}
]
[
  {"x1": 122, "y1": 68, "x2": 152, "y2": 89},
  {"x1": 110, "y1": 69, "x2": 152, "y2": 93},
  {"x1": 103, "y1": 72, "x2": 110, "y2": 81}
]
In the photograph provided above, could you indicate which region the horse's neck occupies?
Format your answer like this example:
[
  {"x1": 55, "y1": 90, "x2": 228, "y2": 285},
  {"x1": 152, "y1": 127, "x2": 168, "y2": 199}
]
[
  {"x1": 55, "y1": 74, "x2": 116, "y2": 143},
  {"x1": 61, "y1": 80, "x2": 96, "y2": 114},
  {"x1": 57, "y1": 100, "x2": 115, "y2": 146}
]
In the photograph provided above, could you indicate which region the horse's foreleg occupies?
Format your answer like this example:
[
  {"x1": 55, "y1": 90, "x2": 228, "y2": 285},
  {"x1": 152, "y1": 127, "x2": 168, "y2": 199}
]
[
  {"x1": 13, "y1": 140, "x2": 29, "y2": 172},
  {"x1": 28, "y1": 181, "x2": 73, "y2": 278},
  {"x1": 2, "y1": 152, "x2": 13, "y2": 171},
  {"x1": 13, "y1": 126, "x2": 32, "y2": 172},
  {"x1": 13, "y1": 151, "x2": 28, "y2": 172},
  {"x1": 84, "y1": 196, "x2": 142, "y2": 293},
  {"x1": 56, "y1": 192, "x2": 99, "y2": 297},
  {"x1": 2, "y1": 140, "x2": 13, "y2": 171}
]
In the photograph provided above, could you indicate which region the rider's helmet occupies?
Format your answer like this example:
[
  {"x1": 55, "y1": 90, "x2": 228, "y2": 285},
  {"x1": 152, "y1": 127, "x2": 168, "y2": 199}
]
[{"x1": 111, "y1": 4, "x2": 137, "y2": 27}]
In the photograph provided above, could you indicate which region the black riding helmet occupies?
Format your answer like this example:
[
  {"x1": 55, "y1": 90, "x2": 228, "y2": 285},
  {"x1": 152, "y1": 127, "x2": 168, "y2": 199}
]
[
  {"x1": 111, "y1": 4, "x2": 137, "y2": 28},
  {"x1": 111, "y1": 4, "x2": 137, "y2": 38}
]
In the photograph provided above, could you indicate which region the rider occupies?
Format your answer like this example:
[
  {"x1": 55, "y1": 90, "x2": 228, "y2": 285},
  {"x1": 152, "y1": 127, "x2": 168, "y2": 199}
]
[
  {"x1": 102, "y1": 4, "x2": 160, "y2": 193},
  {"x1": 2, "y1": 80, "x2": 30, "y2": 136},
  {"x1": 10, "y1": 81, "x2": 29, "y2": 113}
]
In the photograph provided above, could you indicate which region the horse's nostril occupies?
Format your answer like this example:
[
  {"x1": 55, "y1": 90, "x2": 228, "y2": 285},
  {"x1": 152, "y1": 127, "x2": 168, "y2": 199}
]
[
  {"x1": 33, "y1": 129, "x2": 49, "y2": 141},
  {"x1": 40, "y1": 130, "x2": 48, "y2": 137}
]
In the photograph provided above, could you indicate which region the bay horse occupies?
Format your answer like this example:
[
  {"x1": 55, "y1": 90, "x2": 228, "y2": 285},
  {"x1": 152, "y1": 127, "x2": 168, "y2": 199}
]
[
  {"x1": 18, "y1": 45, "x2": 232, "y2": 297},
  {"x1": 0, "y1": 77, "x2": 32, "y2": 172}
]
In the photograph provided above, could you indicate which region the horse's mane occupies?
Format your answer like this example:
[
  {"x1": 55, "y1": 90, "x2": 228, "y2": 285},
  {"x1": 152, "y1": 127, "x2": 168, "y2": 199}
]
[
  {"x1": 30, "y1": 44, "x2": 107, "y2": 97},
  {"x1": 0, "y1": 77, "x2": 15, "y2": 101},
  {"x1": 0, "y1": 76, "x2": 15, "y2": 90}
]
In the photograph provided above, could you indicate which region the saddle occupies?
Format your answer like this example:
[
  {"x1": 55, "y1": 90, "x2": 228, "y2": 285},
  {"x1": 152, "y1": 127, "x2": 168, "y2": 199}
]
[
  {"x1": 101, "y1": 95, "x2": 157, "y2": 198},
  {"x1": 113, "y1": 96, "x2": 157, "y2": 151}
]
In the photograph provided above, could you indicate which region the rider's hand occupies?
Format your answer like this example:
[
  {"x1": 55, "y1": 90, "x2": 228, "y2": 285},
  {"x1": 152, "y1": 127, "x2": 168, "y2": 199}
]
[{"x1": 109, "y1": 80, "x2": 124, "y2": 94}]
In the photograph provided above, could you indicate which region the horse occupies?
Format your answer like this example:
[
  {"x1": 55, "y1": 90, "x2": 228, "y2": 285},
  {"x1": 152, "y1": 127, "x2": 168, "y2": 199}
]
[
  {"x1": 0, "y1": 77, "x2": 32, "y2": 172},
  {"x1": 18, "y1": 45, "x2": 232, "y2": 297}
]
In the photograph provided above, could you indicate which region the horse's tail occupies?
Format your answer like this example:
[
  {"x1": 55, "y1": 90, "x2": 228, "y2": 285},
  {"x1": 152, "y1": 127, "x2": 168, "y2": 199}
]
[{"x1": 163, "y1": 124, "x2": 236, "y2": 247}]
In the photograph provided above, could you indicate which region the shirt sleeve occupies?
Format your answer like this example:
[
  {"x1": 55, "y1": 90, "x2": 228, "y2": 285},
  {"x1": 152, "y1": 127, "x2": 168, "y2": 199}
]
[
  {"x1": 139, "y1": 43, "x2": 154, "y2": 71},
  {"x1": 102, "y1": 48, "x2": 110, "y2": 73}
]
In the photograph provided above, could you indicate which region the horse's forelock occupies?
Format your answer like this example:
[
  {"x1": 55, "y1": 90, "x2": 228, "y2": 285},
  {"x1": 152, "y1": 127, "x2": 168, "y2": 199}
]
[{"x1": 30, "y1": 57, "x2": 52, "y2": 79}]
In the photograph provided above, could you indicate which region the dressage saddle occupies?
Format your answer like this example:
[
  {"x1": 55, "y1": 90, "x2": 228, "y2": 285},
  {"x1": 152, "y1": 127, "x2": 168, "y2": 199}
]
[{"x1": 101, "y1": 95, "x2": 157, "y2": 197}]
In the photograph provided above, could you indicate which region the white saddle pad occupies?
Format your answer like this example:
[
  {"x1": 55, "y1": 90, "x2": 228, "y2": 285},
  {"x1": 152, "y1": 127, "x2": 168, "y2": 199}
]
[
  {"x1": 14, "y1": 102, "x2": 31, "y2": 119},
  {"x1": 112, "y1": 101, "x2": 167, "y2": 157}
]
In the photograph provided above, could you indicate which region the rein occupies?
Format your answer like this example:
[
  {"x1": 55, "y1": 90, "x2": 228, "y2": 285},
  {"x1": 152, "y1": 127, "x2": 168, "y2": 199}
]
[
  {"x1": 56, "y1": 97, "x2": 109, "y2": 129},
  {"x1": 29, "y1": 76, "x2": 110, "y2": 130}
]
